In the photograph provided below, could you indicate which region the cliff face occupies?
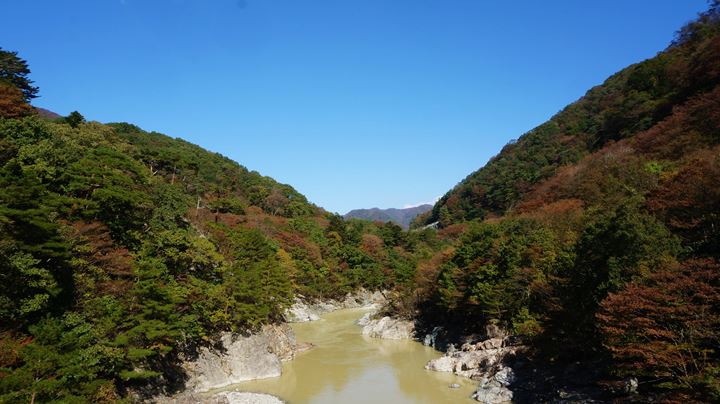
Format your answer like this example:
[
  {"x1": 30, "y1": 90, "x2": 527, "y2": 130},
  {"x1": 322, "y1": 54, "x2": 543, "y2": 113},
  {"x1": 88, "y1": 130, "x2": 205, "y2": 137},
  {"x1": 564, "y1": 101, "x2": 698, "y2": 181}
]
[{"x1": 181, "y1": 324, "x2": 297, "y2": 393}]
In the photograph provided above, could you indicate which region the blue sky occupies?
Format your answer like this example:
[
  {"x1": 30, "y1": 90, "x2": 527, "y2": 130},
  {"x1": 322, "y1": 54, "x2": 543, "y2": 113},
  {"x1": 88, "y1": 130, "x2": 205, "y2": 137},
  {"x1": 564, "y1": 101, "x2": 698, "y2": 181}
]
[{"x1": 1, "y1": 0, "x2": 709, "y2": 213}]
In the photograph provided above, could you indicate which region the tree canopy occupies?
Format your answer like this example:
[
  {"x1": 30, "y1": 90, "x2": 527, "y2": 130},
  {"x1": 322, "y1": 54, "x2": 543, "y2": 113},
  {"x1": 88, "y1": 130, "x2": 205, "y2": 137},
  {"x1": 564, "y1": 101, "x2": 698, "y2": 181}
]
[{"x1": 0, "y1": 48, "x2": 38, "y2": 102}]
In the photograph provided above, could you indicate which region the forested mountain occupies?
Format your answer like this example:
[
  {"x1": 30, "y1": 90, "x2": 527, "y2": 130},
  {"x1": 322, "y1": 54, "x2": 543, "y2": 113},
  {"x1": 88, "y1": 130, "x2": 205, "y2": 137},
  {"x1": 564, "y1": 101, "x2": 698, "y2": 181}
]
[
  {"x1": 1, "y1": 2, "x2": 719, "y2": 402},
  {"x1": 421, "y1": 3, "x2": 720, "y2": 227},
  {"x1": 33, "y1": 107, "x2": 61, "y2": 120},
  {"x1": 404, "y1": 4, "x2": 720, "y2": 401},
  {"x1": 345, "y1": 204, "x2": 432, "y2": 229},
  {"x1": 0, "y1": 48, "x2": 440, "y2": 401}
]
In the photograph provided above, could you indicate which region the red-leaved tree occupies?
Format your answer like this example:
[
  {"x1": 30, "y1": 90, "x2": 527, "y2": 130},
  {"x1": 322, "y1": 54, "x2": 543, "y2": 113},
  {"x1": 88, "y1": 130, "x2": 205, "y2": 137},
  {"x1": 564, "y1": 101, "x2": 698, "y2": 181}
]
[{"x1": 598, "y1": 259, "x2": 720, "y2": 395}]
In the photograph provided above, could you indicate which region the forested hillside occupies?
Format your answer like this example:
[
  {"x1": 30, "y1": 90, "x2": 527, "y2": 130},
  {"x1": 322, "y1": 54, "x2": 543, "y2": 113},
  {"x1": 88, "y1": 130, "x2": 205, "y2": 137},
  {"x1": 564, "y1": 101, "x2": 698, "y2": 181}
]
[
  {"x1": 421, "y1": 3, "x2": 720, "y2": 227},
  {"x1": 345, "y1": 204, "x2": 432, "y2": 229},
  {"x1": 0, "y1": 49, "x2": 439, "y2": 401},
  {"x1": 406, "y1": 4, "x2": 720, "y2": 401}
]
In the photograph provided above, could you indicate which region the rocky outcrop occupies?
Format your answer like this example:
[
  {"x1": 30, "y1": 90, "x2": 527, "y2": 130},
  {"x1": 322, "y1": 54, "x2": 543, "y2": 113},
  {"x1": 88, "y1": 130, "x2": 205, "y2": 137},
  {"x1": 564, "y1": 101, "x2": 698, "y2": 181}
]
[
  {"x1": 160, "y1": 391, "x2": 284, "y2": 404},
  {"x1": 283, "y1": 289, "x2": 386, "y2": 322},
  {"x1": 424, "y1": 329, "x2": 524, "y2": 404},
  {"x1": 212, "y1": 392, "x2": 285, "y2": 404},
  {"x1": 361, "y1": 316, "x2": 415, "y2": 340},
  {"x1": 283, "y1": 300, "x2": 322, "y2": 322},
  {"x1": 425, "y1": 338, "x2": 513, "y2": 378},
  {"x1": 356, "y1": 311, "x2": 374, "y2": 326},
  {"x1": 180, "y1": 324, "x2": 296, "y2": 393},
  {"x1": 472, "y1": 366, "x2": 516, "y2": 404}
]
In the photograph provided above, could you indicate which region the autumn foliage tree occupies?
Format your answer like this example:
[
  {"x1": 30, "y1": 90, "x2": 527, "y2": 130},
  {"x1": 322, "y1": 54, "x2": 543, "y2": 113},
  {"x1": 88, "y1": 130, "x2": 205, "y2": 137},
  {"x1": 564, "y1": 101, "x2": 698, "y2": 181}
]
[
  {"x1": 647, "y1": 151, "x2": 720, "y2": 256},
  {"x1": 0, "y1": 82, "x2": 32, "y2": 118},
  {"x1": 598, "y1": 259, "x2": 720, "y2": 399}
]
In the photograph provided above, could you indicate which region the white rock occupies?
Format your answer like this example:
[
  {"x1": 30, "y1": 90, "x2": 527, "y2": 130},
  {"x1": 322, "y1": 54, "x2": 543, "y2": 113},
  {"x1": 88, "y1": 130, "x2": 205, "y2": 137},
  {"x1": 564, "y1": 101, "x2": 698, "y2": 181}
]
[
  {"x1": 425, "y1": 335, "x2": 523, "y2": 403},
  {"x1": 479, "y1": 338, "x2": 504, "y2": 350},
  {"x1": 625, "y1": 377, "x2": 638, "y2": 394},
  {"x1": 493, "y1": 366, "x2": 515, "y2": 387},
  {"x1": 283, "y1": 300, "x2": 322, "y2": 322},
  {"x1": 473, "y1": 383, "x2": 513, "y2": 403},
  {"x1": 425, "y1": 348, "x2": 507, "y2": 379},
  {"x1": 284, "y1": 290, "x2": 387, "y2": 323},
  {"x1": 182, "y1": 325, "x2": 296, "y2": 392},
  {"x1": 425, "y1": 355, "x2": 457, "y2": 372},
  {"x1": 361, "y1": 316, "x2": 415, "y2": 340},
  {"x1": 216, "y1": 392, "x2": 285, "y2": 404},
  {"x1": 356, "y1": 312, "x2": 373, "y2": 326}
]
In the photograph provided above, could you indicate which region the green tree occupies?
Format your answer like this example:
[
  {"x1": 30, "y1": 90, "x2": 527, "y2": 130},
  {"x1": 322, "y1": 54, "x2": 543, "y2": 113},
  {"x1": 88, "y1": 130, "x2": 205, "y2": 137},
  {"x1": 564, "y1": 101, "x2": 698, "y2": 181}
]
[
  {"x1": 64, "y1": 111, "x2": 85, "y2": 128},
  {"x1": 221, "y1": 228, "x2": 293, "y2": 328},
  {"x1": 0, "y1": 314, "x2": 122, "y2": 403},
  {"x1": 0, "y1": 48, "x2": 38, "y2": 101},
  {"x1": 558, "y1": 201, "x2": 681, "y2": 356},
  {"x1": 0, "y1": 251, "x2": 59, "y2": 325},
  {"x1": 116, "y1": 257, "x2": 198, "y2": 381}
]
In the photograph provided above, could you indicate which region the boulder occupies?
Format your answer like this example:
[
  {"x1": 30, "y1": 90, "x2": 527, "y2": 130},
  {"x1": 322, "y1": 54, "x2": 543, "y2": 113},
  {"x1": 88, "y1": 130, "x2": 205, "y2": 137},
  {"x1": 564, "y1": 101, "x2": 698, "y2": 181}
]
[
  {"x1": 425, "y1": 344, "x2": 514, "y2": 379},
  {"x1": 473, "y1": 382, "x2": 513, "y2": 404},
  {"x1": 472, "y1": 367, "x2": 515, "y2": 403},
  {"x1": 478, "y1": 338, "x2": 504, "y2": 350},
  {"x1": 624, "y1": 377, "x2": 638, "y2": 394},
  {"x1": 361, "y1": 316, "x2": 415, "y2": 340},
  {"x1": 493, "y1": 366, "x2": 515, "y2": 386}
]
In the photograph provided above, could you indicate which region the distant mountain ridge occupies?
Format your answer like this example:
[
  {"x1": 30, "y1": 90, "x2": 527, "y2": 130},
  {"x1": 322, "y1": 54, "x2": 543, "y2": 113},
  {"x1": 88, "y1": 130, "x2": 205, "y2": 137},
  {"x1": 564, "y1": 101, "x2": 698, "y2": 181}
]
[
  {"x1": 33, "y1": 107, "x2": 62, "y2": 120},
  {"x1": 344, "y1": 204, "x2": 433, "y2": 229}
]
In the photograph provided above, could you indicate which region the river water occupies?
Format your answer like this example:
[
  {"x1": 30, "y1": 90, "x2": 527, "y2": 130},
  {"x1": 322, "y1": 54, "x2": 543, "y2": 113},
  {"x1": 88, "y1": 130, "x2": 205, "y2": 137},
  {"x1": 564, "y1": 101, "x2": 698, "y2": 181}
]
[{"x1": 213, "y1": 308, "x2": 477, "y2": 403}]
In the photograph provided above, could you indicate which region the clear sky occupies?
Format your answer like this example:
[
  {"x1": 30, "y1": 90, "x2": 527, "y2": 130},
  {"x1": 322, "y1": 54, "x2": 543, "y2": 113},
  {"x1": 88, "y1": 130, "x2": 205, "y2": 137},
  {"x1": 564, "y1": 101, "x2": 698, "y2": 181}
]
[{"x1": 1, "y1": 0, "x2": 709, "y2": 214}]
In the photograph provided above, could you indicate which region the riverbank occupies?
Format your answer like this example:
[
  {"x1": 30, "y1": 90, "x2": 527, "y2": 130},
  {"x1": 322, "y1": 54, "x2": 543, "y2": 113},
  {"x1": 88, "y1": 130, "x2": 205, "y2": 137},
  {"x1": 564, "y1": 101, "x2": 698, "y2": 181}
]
[
  {"x1": 283, "y1": 289, "x2": 386, "y2": 323},
  {"x1": 158, "y1": 290, "x2": 386, "y2": 403},
  {"x1": 162, "y1": 291, "x2": 520, "y2": 403},
  {"x1": 216, "y1": 307, "x2": 478, "y2": 403}
]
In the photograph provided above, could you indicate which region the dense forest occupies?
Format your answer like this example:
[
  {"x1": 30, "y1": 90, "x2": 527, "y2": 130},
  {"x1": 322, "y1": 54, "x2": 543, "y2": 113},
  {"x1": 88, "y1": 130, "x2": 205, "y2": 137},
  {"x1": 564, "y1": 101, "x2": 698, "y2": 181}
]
[
  {"x1": 0, "y1": 47, "x2": 444, "y2": 401},
  {"x1": 405, "y1": 3, "x2": 720, "y2": 401}
]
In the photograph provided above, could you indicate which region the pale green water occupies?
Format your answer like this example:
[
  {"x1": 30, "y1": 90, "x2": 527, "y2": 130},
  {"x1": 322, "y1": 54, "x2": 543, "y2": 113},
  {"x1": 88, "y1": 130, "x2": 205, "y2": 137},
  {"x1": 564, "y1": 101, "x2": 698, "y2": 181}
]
[{"x1": 214, "y1": 308, "x2": 477, "y2": 403}]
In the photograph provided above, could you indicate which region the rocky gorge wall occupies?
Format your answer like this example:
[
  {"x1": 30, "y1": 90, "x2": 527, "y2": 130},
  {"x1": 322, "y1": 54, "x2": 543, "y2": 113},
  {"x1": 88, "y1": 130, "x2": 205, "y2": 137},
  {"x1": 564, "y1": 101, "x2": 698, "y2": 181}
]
[
  {"x1": 179, "y1": 324, "x2": 297, "y2": 393},
  {"x1": 160, "y1": 289, "x2": 387, "y2": 402},
  {"x1": 282, "y1": 289, "x2": 387, "y2": 323}
]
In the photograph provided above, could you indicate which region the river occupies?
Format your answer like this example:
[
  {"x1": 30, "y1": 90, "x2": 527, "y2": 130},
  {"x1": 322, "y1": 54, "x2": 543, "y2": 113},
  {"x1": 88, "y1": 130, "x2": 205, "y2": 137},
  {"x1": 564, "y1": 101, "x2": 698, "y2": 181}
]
[{"x1": 211, "y1": 307, "x2": 477, "y2": 403}]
